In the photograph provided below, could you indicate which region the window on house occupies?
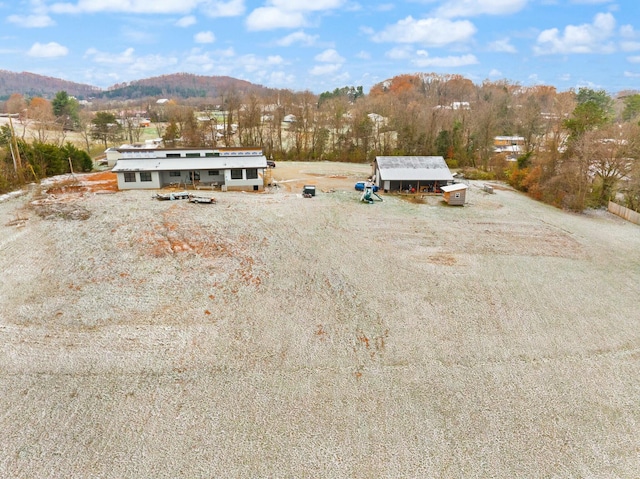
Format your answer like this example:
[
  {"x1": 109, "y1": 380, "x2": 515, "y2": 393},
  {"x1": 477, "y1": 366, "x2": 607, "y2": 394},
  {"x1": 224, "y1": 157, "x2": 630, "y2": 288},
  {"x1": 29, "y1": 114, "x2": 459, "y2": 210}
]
[
  {"x1": 205, "y1": 152, "x2": 214, "y2": 157},
  {"x1": 231, "y1": 169, "x2": 243, "y2": 180},
  {"x1": 246, "y1": 168, "x2": 258, "y2": 179},
  {"x1": 189, "y1": 171, "x2": 200, "y2": 181},
  {"x1": 186, "y1": 153, "x2": 200, "y2": 158},
  {"x1": 208, "y1": 170, "x2": 220, "y2": 176},
  {"x1": 140, "y1": 172, "x2": 152, "y2": 182},
  {"x1": 124, "y1": 172, "x2": 136, "y2": 182},
  {"x1": 169, "y1": 171, "x2": 181, "y2": 177},
  {"x1": 166, "y1": 153, "x2": 181, "y2": 158}
]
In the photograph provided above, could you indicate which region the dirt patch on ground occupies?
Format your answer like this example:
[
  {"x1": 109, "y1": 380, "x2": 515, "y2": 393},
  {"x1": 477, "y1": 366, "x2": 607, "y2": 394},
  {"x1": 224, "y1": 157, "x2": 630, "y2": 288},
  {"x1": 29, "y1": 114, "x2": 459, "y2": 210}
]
[{"x1": 1, "y1": 163, "x2": 639, "y2": 478}]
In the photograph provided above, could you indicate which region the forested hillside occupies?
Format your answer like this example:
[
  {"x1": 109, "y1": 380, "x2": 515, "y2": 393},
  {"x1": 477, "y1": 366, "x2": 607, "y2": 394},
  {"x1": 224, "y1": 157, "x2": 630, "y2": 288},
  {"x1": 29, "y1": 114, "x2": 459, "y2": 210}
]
[
  {"x1": 102, "y1": 73, "x2": 268, "y2": 100},
  {"x1": 0, "y1": 70, "x2": 269, "y2": 101},
  {"x1": 0, "y1": 70, "x2": 100, "y2": 100}
]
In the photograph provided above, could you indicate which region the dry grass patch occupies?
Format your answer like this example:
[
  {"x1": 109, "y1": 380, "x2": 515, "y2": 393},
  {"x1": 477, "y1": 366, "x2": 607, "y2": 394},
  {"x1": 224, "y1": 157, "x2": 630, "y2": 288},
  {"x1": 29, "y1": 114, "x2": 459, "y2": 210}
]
[{"x1": 0, "y1": 164, "x2": 639, "y2": 478}]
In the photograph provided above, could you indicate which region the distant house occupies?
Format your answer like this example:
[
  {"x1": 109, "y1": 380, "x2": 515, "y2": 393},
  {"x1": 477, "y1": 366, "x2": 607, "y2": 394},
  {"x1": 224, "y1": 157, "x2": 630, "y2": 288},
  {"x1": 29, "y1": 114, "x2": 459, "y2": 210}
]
[
  {"x1": 434, "y1": 101, "x2": 471, "y2": 111},
  {"x1": 494, "y1": 136, "x2": 525, "y2": 160},
  {"x1": 111, "y1": 147, "x2": 267, "y2": 191},
  {"x1": 104, "y1": 140, "x2": 163, "y2": 167},
  {"x1": 451, "y1": 101, "x2": 470, "y2": 110},
  {"x1": 441, "y1": 183, "x2": 468, "y2": 206},
  {"x1": 372, "y1": 156, "x2": 454, "y2": 193},
  {"x1": 367, "y1": 113, "x2": 386, "y2": 125}
]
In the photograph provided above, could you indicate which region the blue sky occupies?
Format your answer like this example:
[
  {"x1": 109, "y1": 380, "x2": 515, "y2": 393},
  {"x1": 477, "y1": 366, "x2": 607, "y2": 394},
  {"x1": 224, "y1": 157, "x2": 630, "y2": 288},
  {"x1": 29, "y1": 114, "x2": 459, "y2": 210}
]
[{"x1": 1, "y1": 0, "x2": 639, "y2": 94}]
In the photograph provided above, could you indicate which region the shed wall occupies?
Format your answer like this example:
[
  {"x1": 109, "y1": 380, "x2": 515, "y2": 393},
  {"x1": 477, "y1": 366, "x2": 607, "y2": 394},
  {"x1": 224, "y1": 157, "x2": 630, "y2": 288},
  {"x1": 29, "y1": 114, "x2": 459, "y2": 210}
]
[{"x1": 444, "y1": 190, "x2": 466, "y2": 205}]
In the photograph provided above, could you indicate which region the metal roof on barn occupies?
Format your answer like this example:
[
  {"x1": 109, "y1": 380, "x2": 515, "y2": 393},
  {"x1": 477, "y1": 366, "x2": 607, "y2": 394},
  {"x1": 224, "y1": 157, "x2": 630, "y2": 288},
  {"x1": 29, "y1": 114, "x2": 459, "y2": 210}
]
[
  {"x1": 112, "y1": 155, "x2": 267, "y2": 172},
  {"x1": 375, "y1": 156, "x2": 454, "y2": 182}
]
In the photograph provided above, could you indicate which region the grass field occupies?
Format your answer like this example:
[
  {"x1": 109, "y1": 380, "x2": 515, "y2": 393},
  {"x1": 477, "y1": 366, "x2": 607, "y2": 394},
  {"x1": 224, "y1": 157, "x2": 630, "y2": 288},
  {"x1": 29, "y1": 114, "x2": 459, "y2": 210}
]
[{"x1": 1, "y1": 163, "x2": 639, "y2": 478}]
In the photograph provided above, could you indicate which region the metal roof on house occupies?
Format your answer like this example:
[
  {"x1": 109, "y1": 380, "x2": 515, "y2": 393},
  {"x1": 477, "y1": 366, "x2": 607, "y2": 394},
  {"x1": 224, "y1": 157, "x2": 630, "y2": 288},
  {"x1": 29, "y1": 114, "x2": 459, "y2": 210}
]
[
  {"x1": 375, "y1": 156, "x2": 454, "y2": 182},
  {"x1": 112, "y1": 155, "x2": 267, "y2": 172}
]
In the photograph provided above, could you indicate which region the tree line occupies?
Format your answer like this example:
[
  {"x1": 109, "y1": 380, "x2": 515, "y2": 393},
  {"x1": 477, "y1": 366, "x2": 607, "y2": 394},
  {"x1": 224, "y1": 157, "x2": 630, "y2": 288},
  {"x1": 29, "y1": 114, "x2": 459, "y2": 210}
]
[{"x1": 1, "y1": 74, "x2": 639, "y2": 212}]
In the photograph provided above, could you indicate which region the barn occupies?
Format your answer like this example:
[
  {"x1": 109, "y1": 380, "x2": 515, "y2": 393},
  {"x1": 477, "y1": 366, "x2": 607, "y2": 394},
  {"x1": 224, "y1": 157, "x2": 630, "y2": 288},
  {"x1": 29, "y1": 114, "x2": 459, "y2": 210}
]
[
  {"x1": 372, "y1": 156, "x2": 454, "y2": 193},
  {"x1": 111, "y1": 148, "x2": 268, "y2": 192},
  {"x1": 441, "y1": 183, "x2": 469, "y2": 206}
]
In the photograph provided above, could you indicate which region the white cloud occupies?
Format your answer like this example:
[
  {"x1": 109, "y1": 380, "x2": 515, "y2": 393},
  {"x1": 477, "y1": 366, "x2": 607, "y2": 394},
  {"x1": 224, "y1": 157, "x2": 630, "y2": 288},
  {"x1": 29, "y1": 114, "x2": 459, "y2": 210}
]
[
  {"x1": 315, "y1": 48, "x2": 344, "y2": 63},
  {"x1": 265, "y1": 71, "x2": 296, "y2": 87},
  {"x1": 619, "y1": 25, "x2": 637, "y2": 38},
  {"x1": 385, "y1": 46, "x2": 412, "y2": 60},
  {"x1": 245, "y1": 7, "x2": 305, "y2": 30},
  {"x1": 120, "y1": 26, "x2": 156, "y2": 43},
  {"x1": 267, "y1": 0, "x2": 345, "y2": 12},
  {"x1": 359, "y1": 26, "x2": 374, "y2": 36},
  {"x1": 621, "y1": 41, "x2": 640, "y2": 52},
  {"x1": 7, "y1": 14, "x2": 54, "y2": 28},
  {"x1": 179, "y1": 48, "x2": 285, "y2": 79},
  {"x1": 619, "y1": 25, "x2": 640, "y2": 51},
  {"x1": 245, "y1": 0, "x2": 344, "y2": 31},
  {"x1": 309, "y1": 48, "x2": 344, "y2": 76},
  {"x1": 276, "y1": 31, "x2": 318, "y2": 47},
  {"x1": 309, "y1": 63, "x2": 342, "y2": 76},
  {"x1": 176, "y1": 15, "x2": 197, "y2": 27},
  {"x1": 534, "y1": 12, "x2": 617, "y2": 55},
  {"x1": 201, "y1": 0, "x2": 245, "y2": 17},
  {"x1": 488, "y1": 38, "x2": 517, "y2": 53},
  {"x1": 628, "y1": 56, "x2": 640, "y2": 63},
  {"x1": 527, "y1": 73, "x2": 543, "y2": 84},
  {"x1": 570, "y1": 0, "x2": 614, "y2": 4},
  {"x1": 182, "y1": 49, "x2": 217, "y2": 71},
  {"x1": 376, "y1": 3, "x2": 395, "y2": 12},
  {"x1": 624, "y1": 71, "x2": 640, "y2": 78},
  {"x1": 435, "y1": 0, "x2": 529, "y2": 18},
  {"x1": 50, "y1": 0, "x2": 200, "y2": 14},
  {"x1": 27, "y1": 42, "x2": 68, "y2": 58},
  {"x1": 128, "y1": 54, "x2": 179, "y2": 73},
  {"x1": 412, "y1": 51, "x2": 478, "y2": 68},
  {"x1": 216, "y1": 47, "x2": 236, "y2": 58},
  {"x1": 356, "y1": 50, "x2": 371, "y2": 60},
  {"x1": 238, "y1": 53, "x2": 285, "y2": 73},
  {"x1": 373, "y1": 16, "x2": 476, "y2": 46},
  {"x1": 50, "y1": 0, "x2": 244, "y2": 16},
  {"x1": 488, "y1": 68, "x2": 502, "y2": 77},
  {"x1": 85, "y1": 47, "x2": 137, "y2": 65},
  {"x1": 194, "y1": 31, "x2": 215, "y2": 43},
  {"x1": 83, "y1": 47, "x2": 179, "y2": 80}
]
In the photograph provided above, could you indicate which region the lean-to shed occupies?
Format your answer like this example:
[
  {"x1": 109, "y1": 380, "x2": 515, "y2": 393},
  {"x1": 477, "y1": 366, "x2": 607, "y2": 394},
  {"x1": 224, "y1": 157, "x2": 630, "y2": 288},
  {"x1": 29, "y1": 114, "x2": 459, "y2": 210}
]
[{"x1": 372, "y1": 156, "x2": 454, "y2": 192}]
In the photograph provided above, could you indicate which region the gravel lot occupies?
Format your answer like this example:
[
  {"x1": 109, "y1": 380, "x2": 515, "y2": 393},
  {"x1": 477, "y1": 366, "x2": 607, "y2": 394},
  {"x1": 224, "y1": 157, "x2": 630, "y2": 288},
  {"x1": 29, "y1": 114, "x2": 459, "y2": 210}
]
[{"x1": 1, "y1": 162, "x2": 639, "y2": 478}]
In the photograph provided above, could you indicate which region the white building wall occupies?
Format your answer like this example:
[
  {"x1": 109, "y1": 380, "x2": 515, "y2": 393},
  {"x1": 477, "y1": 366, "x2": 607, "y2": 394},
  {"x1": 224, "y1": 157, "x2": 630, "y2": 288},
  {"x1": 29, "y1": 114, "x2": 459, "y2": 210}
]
[
  {"x1": 116, "y1": 171, "x2": 162, "y2": 190},
  {"x1": 224, "y1": 168, "x2": 264, "y2": 191}
]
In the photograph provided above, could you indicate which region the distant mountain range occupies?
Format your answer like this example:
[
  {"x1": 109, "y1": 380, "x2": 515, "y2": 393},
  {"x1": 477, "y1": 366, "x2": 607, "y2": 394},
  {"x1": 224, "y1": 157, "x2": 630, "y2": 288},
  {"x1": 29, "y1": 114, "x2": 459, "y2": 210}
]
[{"x1": 0, "y1": 70, "x2": 270, "y2": 101}]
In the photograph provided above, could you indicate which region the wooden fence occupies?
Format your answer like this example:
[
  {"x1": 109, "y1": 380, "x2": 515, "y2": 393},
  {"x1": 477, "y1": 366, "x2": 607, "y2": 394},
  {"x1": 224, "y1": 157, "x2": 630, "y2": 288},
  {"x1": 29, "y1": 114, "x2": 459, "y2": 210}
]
[{"x1": 608, "y1": 201, "x2": 640, "y2": 225}]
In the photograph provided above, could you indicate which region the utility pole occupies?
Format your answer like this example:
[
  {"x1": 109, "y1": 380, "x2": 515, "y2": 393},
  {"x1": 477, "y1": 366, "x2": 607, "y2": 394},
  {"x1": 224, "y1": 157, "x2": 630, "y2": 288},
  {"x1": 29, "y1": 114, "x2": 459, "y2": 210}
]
[{"x1": 8, "y1": 116, "x2": 25, "y2": 183}]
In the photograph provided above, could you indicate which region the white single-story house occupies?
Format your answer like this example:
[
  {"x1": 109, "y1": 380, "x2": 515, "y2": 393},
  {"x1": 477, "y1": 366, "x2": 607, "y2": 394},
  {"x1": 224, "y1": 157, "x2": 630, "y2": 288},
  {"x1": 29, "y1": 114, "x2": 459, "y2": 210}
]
[
  {"x1": 372, "y1": 156, "x2": 454, "y2": 193},
  {"x1": 112, "y1": 148, "x2": 268, "y2": 191}
]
